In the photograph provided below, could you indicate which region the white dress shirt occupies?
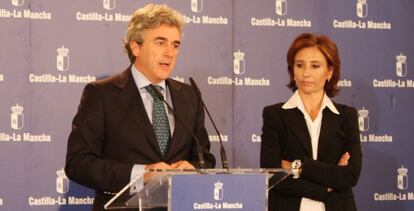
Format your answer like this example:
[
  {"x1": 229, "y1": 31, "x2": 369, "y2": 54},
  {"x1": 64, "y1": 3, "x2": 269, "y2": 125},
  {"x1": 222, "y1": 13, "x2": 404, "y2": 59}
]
[{"x1": 129, "y1": 65, "x2": 176, "y2": 193}]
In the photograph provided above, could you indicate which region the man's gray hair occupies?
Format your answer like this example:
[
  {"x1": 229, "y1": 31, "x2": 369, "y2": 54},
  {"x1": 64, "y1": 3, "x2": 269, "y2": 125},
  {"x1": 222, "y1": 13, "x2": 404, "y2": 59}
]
[{"x1": 123, "y1": 4, "x2": 185, "y2": 63}]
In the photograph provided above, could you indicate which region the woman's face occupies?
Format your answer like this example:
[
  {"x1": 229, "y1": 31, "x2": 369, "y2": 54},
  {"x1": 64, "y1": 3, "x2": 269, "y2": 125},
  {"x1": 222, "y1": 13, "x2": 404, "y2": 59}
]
[{"x1": 293, "y1": 46, "x2": 333, "y2": 96}]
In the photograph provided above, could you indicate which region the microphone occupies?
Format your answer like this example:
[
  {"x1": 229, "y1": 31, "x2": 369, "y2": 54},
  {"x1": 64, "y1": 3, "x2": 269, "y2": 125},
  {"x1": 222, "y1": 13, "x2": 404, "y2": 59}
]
[
  {"x1": 189, "y1": 77, "x2": 229, "y2": 169},
  {"x1": 148, "y1": 84, "x2": 206, "y2": 169}
]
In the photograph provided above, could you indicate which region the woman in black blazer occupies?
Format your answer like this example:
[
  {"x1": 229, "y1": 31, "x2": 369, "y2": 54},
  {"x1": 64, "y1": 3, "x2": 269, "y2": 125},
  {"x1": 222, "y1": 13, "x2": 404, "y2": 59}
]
[{"x1": 260, "y1": 33, "x2": 362, "y2": 211}]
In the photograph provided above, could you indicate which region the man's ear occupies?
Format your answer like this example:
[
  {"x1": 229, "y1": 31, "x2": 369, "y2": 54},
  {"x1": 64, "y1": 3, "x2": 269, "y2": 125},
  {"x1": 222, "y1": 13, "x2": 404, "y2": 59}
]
[{"x1": 129, "y1": 41, "x2": 140, "y2": 57}]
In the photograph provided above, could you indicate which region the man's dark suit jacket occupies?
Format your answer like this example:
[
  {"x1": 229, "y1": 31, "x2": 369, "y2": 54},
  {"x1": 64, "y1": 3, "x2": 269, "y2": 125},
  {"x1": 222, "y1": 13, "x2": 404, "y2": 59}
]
[
  {"x1": 65, "y1": 67, "x2": 216, "y2": 211},
  {"x1": 260, "y1": 102, "x2": 362, "y2": 211}
]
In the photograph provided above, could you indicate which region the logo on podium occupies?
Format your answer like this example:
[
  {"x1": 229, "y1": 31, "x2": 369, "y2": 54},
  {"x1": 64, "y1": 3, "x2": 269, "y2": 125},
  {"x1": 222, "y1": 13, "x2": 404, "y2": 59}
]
[
  {"x1": 397, "y1": 166, "x2": 408, "y2": 190},
  {"x1": 57, "y1": 45, "x2": 69, "y2": 71},
  {"x1": 191, "y1": 0, "x2": 203, "y2": 13},
  {"x1": 11, "y1": 0, "x2": 24, "y2": 6},
  {"x1": 396, "y1": 53, "x2": 407, "y2": 77},
  {"x1": 172, "y1": 174, "x2": 265, "y2": 211},
  {"x1": 358, "y1": 107, "x2": 369, "y2": 132},
  {"x1": 11, "y1": 103, "x2": 24, "y2": 130},
  {"x1": 103, "y1": 0, "x2": 115, "y2": 10},
  {"x1": 233, "y1": 50, "x2": 246, "y2": 75},
  {"x1": 275, "y1": 0, "x2": 287, "y2": 16},
  {"x1": 56, "y1": 168, "x2": 69, "y2": 193},
  {"x1": 356, "y1": 0, "x2": 368, "y2": 18},
  {"x1": 213, "y1": 181, "x2": 223, "y2": 200}
]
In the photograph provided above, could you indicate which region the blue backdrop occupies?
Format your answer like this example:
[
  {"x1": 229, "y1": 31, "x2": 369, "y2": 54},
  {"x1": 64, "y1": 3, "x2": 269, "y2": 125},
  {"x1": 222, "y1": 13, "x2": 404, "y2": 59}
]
[{"x1": 0, "y1": 0, "x2": 413, "y2": 210}]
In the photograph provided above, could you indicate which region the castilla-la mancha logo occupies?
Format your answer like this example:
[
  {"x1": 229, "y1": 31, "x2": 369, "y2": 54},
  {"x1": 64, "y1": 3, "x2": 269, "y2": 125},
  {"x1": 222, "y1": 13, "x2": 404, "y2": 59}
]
[
  {"x1": 396, "y1": 53, "x2": 407, "y2": 77},
  {"x1": 397, "y1": 166, "x2": 408, "y2": 190},
  {"x1": 56, "y1": 168, "x2": 69, "y2": 194},
  {"x1": 57, "y1": 45, "x2": 69, "y2": 71},
  {"x1": 233, "y1": 50, "x2": 246, "y2": 75},
  {"x1": 356, "y1": 0, "x2": 368, "y2": 18},
  {"x1": 213, "y1": 181, "x2": 223, "y2": 200},
  {"x1": 191, "y1": 0, "x2": 203, "y2": 13},
  {"x1": 11, "y1": 0, "x2": 24, "y2": 7},
  {"x1": 275, "y1": 0, "x2": 287, "y2": 16},
  {"x1": 358, "y1": 107, "x2": 369, "y2": 132},
  {"x1": 11, "y1": 103, "x2": 24, "y2": 130},
  {"x1": 103, "y1": 0, "x2": 115, "y2": 10}
]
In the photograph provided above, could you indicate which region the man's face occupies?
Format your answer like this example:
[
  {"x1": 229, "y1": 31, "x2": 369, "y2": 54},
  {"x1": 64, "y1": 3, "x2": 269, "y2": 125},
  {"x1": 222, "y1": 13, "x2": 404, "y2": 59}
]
[{"x1": 131, "y1": 24, "x2": 181, "y2": 83}]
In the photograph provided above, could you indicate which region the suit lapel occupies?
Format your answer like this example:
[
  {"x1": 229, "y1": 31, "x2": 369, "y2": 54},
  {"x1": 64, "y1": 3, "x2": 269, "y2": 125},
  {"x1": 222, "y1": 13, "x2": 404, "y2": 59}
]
[
  {"x1": 165, "y1": 79, "x2": 188, "y2": 157},
  {"x1": 112, "y1": 68, "x2": 162, "y2": 156},
  {"x1": 317, "y1": 108, "x2": 342, "y2": 160},
  {"x1": 283, "y1": 108, "x2": 313, "y2": 157}
]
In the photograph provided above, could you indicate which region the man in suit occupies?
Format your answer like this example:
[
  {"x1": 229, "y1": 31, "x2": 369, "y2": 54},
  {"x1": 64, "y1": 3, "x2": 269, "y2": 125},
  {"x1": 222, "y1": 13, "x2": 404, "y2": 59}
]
[{"x1": 65, "y1": 4, "x2": 215, "y2": 211}]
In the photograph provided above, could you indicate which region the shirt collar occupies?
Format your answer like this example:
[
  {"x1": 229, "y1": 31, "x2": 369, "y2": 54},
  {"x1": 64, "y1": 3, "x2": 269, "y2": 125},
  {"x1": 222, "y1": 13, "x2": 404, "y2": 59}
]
[
  {"x1": 282, "y1": 90, "x2": 340, "y2": 115},
  {"x1": 131, "y1": 64, "x2": 166, "y2": 90}
]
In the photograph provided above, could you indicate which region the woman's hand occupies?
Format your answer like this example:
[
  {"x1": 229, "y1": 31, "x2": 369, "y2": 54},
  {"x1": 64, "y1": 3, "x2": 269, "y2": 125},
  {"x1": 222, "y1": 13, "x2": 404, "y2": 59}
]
[
  {"x1": 328, "y1": 152, "x2": 351, "y2": 192},
  {"x1": 281, "y1": 160, "x2": 292, "y2": 170},
  {"x1": 338, "y1": 152, "x2": 350, "y2": 166}
]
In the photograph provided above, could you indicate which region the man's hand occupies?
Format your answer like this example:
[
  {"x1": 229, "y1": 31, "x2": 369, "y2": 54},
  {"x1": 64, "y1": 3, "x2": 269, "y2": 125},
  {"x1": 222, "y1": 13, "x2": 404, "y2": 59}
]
[
  {"x1": 143, "y1": 161, "x2": 195, "y2": 183},
  {"x1": 171, "y1": 160, "x2": 195, "y2": 170},
  {"x1": 144, "y1": 162, "x2": 172, "y2": 183},
  {"x1": 145, "y1": 162, "x2": 173, "y2": 170}
]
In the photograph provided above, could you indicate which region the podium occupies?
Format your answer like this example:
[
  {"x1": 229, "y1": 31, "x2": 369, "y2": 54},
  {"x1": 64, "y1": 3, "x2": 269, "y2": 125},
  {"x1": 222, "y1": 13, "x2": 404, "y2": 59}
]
[{"x1": 104, "y1": 168, "x2": 289, "y2": 211}]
